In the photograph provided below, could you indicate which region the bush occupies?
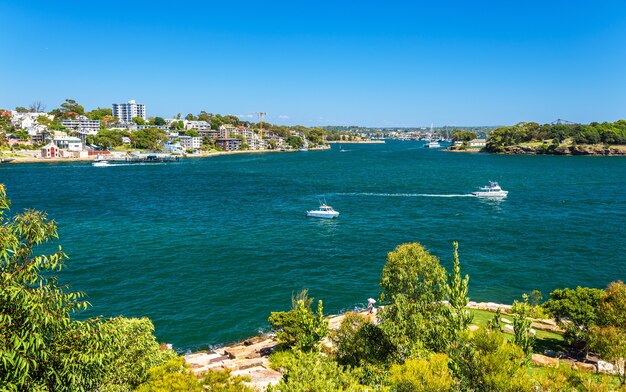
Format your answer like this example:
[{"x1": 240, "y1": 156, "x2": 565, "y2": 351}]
[
  {"x1": 268, "y1": 290, "x2": 328, "y2": 351},
  {"x1": 331, "y1": 312, "x2": 394, "y2": 367},
  {"x1": 388, "y1": 353, "x2": 454, "y2": 392}
]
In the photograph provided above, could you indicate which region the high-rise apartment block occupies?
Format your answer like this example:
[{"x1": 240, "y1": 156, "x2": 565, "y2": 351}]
[{"x1": 112, "y1": 100, "x2": 146, "y2": 123}]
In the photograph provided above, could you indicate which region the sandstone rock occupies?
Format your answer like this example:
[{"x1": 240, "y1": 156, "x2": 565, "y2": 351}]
[
  {"x1": 575, "y1": 362, "x2": 596, "y2": 372},
  {"x1": 468, "y1": 325, "x2": 480, "y2": 332},
  {"x1": 598, "y1": 360, "x2": 617, "y2": 375},
  {"x1": 232, "y1": 366, "x2": 282, "y2": 391},
  {"x1": 532, "y1": 354, "x2": 559, "y2": 368},
  {"x1": 501, "y1": 317, "x2": 512, "y2": 324},
  {"x1": 503, "y1": 324, "x2": 514, "y2": 335}
]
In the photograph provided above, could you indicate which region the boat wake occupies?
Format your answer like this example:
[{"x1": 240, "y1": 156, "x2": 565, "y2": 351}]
[{"x1": 335, "y1": 192, "x2": 474, "y2": 198}]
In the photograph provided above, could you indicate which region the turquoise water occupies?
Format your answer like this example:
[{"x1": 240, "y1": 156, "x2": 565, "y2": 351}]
[{"x1": 2, "y1": 141, "x2": 625, "y2": 351}]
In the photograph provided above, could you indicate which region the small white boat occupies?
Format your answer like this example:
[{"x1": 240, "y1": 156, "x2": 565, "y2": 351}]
[
  {"x1": 93, "y1": 160, "x2": 110, "y2": 167},
  {"x1": 306, "y1": 203, "x2": 340, "y2": 219},
  {"x1": 425, "y1": 140, "x2": 441, "y2": 148},
  {"x1": 472, "y1": 181, "x2": 508, "y2": 198}
]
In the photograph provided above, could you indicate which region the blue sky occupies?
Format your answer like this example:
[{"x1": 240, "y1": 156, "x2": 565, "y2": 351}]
[{"x1": 1, "y1": 1, "x2": 625, "y2": 126}]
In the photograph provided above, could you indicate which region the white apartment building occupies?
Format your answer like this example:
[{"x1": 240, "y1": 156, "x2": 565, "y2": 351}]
[
  {"x1": 61, "y1": 116, "x2": 100, "y2": 134},
  {"x1": 184, "y1": 120, "x2": 211, "y2": 131},
  {"x1": 53, "y1": 136, "x2": 83, "y2": 152},
  {"x1": 11, "y1": 112, "x2": 52, "y2": 129},
  {"x1": 179, "y1": 136, "x2": 202, "y2": 150},
  {"x1": 112, "y1": 100, "x2": 146, "y2": 123}
]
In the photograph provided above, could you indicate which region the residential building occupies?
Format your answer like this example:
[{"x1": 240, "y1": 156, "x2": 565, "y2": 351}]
[
  {"x1": 10, "y1": 112, "x2": 51, "y2": 129},
  {"x1": 469, "y1": 139, "x2": 486, "y2": 148},
  {"x1": 218, "y1": 124, "x2": 236, "y2": 138},
  {"x1": 112, "y1": 100, "x2": 146, "y2": 123},
  {"x1": 61, "y1": 116, "x2": 100, "y2": 135},
  {"x1": 184, "y1": 120, "x2": 211, "y2": 131},
  {"x1": 215, "y1": 138, "x2": 242, "y2": 151},
  {"x1": 53, "y1": 136, "x2": 83, "y2": 152},
  {"x1": 198, "y1": 130, "x2": 218, "y2": 139},
  {"x1": 179, "y1": 136, "x2": 202, "y2": 150},
  {"x1": 163, "y1": 141, "x2": 184, "y2": 154}
]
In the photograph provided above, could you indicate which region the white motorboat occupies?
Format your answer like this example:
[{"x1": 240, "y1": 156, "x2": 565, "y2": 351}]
[
  {"x1": 306, "y1": 203, "x2": 340, "y2": 219},
  {"x1": 472, "y1": 181, "x2": 508, "y2": 198},
  {"x1": 425, "y1": 140, "x2": 441, "y2": 148},
  {"x1": 93, "y1": 160, "x2": 110, "y2": 167}
]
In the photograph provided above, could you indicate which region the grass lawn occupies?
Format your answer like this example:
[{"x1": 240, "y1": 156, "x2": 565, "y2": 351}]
[{"x1": 468, "y1": 309, "x2": 565, "y2": 353}]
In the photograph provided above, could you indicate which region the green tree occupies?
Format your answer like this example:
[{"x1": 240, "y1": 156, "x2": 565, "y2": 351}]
[
  {"x1": 132, "y1": 117, "x2": 146, "y2": 125},
  {"x1": 185, "y1": 113, "x2": 196, "y2": 121},
  {"x1": 87, "y1": 107, "x2": 113, "y2": 120},
  {"x1": 185, "y1": 129, "x2": 199, "y2": 137},
  {"x1": 153, "y1": 117, "x2": 166, "y2": 126},
  {"x1": 588, "y1": 326, "x2": 626, "y2": 386},
  {"x1": 378, "y1": 243, "x2": 449, "y2": 357},
  {"x1": 512, "y1": 294, "x2": 535, "y2": 355},
  {"x1": 130, "y1": 128, "x2": 168, "y2": 150},
  {"x1": 98, "y1": 317, "x2": 175, "y2": 391},
  {"x1": 14, "y1": 106, "x2": 29, "y2": 113},
  {"x1": 0, "y1": 184, "x2": 104, "y2": 390},
  {"x1": 452, "y1": 328, "x2": 532, "y2": 391},
  {"x1": 331, "y1": 312, "x2": 394, "y2": 367},
  {"x1": 87, "y1": 129, "x2": 125, "y2": 148},
  {"x1": 543, "y1": 286, "x2": 603, "y2": 345},
  {"x1": 268, "y1": 289, "x2": 328, "y2": 351},
  {"x1": 445, "y1": 241, "x2": 473, "y2": 337},
  {"x1": 286, "y1": 135, "x2": 304, "y2": 149},
  {"x1": 451, "y1": 131, "x2": 476, "y2": 142},
  {"x1": 597, "y1": 281, "x2": 626, "y2": 328}
]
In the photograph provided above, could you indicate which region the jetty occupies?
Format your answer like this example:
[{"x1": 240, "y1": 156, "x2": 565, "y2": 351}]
[{"x1": 96, "y1": 152, "x2": 180, "y2": 164}]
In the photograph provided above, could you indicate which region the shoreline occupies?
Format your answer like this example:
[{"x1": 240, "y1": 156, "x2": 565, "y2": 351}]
[
  {"x1": 326, "y1": 140, "x2": 385, "y2": 144},
  {"x1": 182, "y1": 300, "x2": 565, "y2": 390},
  {"x1": 1, "y1": 146, "x2": 331, "y2": 164}
]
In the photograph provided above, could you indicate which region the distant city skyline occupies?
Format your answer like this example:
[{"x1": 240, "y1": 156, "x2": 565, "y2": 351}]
[{"x1": 1, "y1": 1, "x2": 625, "y2": 127}]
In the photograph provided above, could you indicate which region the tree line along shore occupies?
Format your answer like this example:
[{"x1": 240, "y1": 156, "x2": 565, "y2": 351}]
[
  {"x1": 2, "y1": 184, "x2": 626, "y2": 391},
  {"x1": 0, "y1": 99, "x2": 375, "y2": 163}
]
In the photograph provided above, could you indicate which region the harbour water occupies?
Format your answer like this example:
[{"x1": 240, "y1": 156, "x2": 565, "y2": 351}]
[{"x1": 2, "y1": 141, "x2": 625, "y2": 351}]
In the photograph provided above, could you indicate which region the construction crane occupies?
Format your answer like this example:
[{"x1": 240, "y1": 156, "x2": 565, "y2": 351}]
[{"x1": 250, "y1": 112, "x2": 267, "y2": 138}]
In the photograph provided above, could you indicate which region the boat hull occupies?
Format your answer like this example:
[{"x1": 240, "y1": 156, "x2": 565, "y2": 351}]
[
  {"x1": 472, "y1": 191, "x2": 508, "y2": 198},
  {"x1": 306, "y1": 211, "x2": 339, "y2": 219}
]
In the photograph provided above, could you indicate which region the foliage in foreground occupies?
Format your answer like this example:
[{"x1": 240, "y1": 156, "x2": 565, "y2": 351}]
[
  {"x1": 268, "y1": 350, "x2": 366, "y2": 391},
  {"x1": 0, "y1": 184, "x2": 173, "y2": 391},
  {"x1": 134, "y1": 357, "x2": 252, "y2": 392}
]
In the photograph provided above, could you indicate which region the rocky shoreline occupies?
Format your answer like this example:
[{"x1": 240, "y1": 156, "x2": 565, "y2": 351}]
[
  {"x1": 492, "y1": 144, "x2": 626, "y2": 156},
  {"x1": 182, "y1": 301, "x2": 621, "y2": 390}
]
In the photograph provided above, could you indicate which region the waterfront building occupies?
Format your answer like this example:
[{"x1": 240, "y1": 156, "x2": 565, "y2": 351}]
[
  {"x1": 53, "y1": 136, "x2": 83, "y2": 151},
  {"x1": 112, "y1": 100, "x2": 146, "y2": 123},
  {"x1": 163, "y1": 141, "x2": 184, "y2": 154},
  {"x1": 469, "y1": 139, "x2": 487, "y2": 148},
  {"x1": 179, "y1": 135, "x2": 202, "y2": 150},
  {"x1": 215, "y1": 138, "x2": 242, "y2": 151},
  {"x1": 41, "y1": 142, "x2": 60, "y2": 158}
]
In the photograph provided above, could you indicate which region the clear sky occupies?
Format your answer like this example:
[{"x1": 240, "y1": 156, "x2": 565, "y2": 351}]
[{"x1": 1, "y1": 1, "x2": 625, "y2": 127}]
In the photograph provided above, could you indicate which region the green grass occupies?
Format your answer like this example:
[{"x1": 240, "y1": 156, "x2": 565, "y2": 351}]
[{"x1": 468, "y1": 309, "x2": 565, "y2": 353}]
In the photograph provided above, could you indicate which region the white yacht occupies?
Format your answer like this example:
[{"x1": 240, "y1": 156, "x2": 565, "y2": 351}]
[
  {"x1": 472, "y1": 181, "x2": 508, "y2": 198},
  {"x1": 306, "y1": 203, "x2": 340, "y2": 219},
  {"x1": 425, "y1": 140, "x2": 441, "y2": 148}
]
